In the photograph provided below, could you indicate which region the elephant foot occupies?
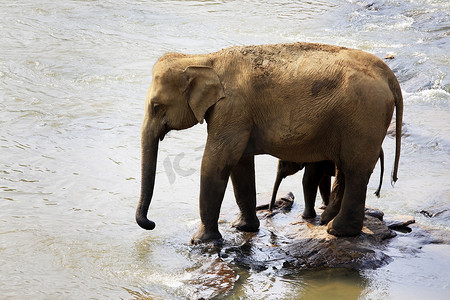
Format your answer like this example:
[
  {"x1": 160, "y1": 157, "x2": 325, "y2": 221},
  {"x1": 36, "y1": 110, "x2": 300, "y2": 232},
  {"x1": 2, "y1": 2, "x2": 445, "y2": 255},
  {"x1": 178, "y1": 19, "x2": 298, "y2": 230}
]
[
  {"x1": 231, "y1": 214, "x2": 260, "y2": 232},
  {"x1": 326, "y1": 216, "x2": 363, "y2": 237},
  {"x1": 301, "y1": 209, "x2": 317, "y2": 219},
  {"x1": 320, "y1": 206, "x2": 340, "y2": 225},
  {"x1": 190, "y1": 225, "x2": 223, "y2": 245}
]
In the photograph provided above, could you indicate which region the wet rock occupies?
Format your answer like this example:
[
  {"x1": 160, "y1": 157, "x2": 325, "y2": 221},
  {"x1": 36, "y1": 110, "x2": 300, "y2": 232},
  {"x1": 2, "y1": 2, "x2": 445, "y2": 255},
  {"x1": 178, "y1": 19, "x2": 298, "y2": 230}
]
[
  {"x1": 365, "y1": 207, "x2": 384, "y2": 220},
  {"x1": 252, "y1": 192, "x2": 398, "y2": 270},
  {"x1": 224, "y1": 243, "x2": 271, "y2": 272},
  {"x1": 421, "y1": 210, "x2": 435, "y2": 218},
  {"x1": 420, "y1": 209, "x2": 449, "y2": 218},
  {"x1": 185, "y1": 193, "x2": 434, "y2": 296},
  {"x1": 186, "y1": 257, "x2": 238, "y2": 299},
  {"x1": 366, "y1": 3, "x2": 376, "y2": 10},
  {"x1": 256, "y1": 191, "x2": 294, "y2": 218},
  {"x1": 384, "y1": 214, "x2": 415, "y2": 230},
  {"x1": 281, "y1": 214, "x2": 396, "y2": 270}
]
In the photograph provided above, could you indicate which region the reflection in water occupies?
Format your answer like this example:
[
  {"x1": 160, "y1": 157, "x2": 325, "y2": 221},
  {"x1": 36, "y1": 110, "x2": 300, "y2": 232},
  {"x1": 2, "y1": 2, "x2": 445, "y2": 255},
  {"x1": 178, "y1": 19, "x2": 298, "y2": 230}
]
[{"x1": 294, "y1": 269, "x2": 365, "y2": 300}]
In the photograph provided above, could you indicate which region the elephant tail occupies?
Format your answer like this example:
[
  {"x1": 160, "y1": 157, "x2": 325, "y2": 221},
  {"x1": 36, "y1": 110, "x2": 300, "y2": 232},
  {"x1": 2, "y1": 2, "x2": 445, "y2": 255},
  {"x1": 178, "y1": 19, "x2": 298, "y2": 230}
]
[
  {"x1": 374, "y1": 147, "x2": 384, "y2": 197},
  {"x1": 391, "y1": 77, "x2": 403, "y2": 185}
]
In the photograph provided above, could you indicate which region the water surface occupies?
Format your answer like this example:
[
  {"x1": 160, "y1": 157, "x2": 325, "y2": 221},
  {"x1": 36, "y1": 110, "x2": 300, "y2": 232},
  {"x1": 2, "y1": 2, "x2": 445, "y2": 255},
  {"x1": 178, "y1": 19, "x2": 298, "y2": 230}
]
[{"x1": 1, "y1": 0, "x2": 449, "y2": 298}]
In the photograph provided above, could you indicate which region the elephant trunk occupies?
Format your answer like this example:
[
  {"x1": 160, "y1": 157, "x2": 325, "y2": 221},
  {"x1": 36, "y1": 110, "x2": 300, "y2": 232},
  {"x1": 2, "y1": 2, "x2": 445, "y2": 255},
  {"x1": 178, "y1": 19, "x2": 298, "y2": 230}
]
[
  {"x1": 270, "y1": 161, "x2": 304, "y2": 210},
  {"x1": 136, "y1": 133, "x2": 159, "y2": 230},
  {"x1": 269, "y1": 171, "x2": 284, "y2": 211}
]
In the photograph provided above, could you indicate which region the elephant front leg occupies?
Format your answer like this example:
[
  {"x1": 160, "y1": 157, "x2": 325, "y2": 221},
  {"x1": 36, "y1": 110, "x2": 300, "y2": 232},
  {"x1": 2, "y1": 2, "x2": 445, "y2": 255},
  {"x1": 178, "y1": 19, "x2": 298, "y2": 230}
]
[
  {"x1": 327, "y1": 173, "x2": 368, "y2": 236},
  {"x1": 230, "y1": 156, "x2": 260, "y2": 232},
  {"x1": 190, "y1": 145, "x2": 233, "y2": 244},
  {"x1": 191, "y1": 133, "x2": 252, "y2": 244},
  {"x1": 191, "y1": 173, "x2": 228, "y2": 244}
]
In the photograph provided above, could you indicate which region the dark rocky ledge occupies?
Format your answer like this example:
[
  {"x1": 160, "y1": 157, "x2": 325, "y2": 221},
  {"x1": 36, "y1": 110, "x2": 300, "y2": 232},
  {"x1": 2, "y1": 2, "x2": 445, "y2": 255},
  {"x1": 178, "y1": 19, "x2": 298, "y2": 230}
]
[{"x1": 185, "y1": 192, "x2": 432, "y2": 299}]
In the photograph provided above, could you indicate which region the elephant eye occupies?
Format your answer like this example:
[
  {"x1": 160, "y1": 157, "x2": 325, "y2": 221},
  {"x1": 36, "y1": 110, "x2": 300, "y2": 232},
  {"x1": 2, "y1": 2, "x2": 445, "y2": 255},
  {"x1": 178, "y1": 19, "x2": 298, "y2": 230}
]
[{"x1": 152, "y1": 103, "x2": 161, "y2": 115}]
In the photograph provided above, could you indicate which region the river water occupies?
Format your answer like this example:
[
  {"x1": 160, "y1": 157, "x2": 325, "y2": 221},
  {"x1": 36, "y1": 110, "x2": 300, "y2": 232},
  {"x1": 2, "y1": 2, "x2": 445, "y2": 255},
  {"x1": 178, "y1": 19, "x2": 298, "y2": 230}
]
[{"x1": 1, "y1": 0, "x2": 449, "y2": 299}]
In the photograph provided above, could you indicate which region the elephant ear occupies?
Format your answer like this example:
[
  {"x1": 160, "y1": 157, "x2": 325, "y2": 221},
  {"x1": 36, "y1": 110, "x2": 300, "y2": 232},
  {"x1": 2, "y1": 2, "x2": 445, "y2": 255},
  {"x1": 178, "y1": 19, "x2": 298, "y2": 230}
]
[{"x1": 183, "y1": 66, "x2": 225, "y2": 124}]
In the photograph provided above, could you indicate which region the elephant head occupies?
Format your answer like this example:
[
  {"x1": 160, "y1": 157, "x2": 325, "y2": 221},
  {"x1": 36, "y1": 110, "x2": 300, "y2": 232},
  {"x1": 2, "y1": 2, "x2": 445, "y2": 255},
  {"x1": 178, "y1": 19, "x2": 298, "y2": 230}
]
[{"x1": 136, "y1": 56, "x2": 225, "y2": 230}]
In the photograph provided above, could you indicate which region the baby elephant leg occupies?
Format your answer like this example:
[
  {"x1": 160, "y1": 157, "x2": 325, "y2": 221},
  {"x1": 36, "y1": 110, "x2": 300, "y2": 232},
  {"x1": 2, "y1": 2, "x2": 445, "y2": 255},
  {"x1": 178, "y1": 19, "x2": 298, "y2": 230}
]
[{"x1": 302, "y1": 162, "x2": 324, "y2": 218}]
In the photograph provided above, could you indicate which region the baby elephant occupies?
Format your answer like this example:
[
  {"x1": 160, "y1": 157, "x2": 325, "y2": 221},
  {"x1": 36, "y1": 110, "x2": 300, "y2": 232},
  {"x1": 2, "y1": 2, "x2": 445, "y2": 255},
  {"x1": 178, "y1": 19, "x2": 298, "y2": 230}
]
[{"x1": 270, "y1": 149, "x2": 384, "y2": 218}]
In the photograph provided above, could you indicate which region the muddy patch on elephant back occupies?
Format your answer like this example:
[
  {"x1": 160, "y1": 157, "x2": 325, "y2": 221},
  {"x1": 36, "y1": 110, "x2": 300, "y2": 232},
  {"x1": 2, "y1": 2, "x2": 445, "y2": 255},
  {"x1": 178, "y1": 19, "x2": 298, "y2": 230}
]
[{"x1": 311, "y1": 77, "x2": 341, "y2": 97}]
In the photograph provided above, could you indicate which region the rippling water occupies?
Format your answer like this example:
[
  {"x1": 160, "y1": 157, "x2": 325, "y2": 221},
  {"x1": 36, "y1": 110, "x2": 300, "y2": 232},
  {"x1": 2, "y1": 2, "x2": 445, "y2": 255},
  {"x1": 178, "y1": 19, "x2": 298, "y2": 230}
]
[{"x1": 1, "y1": 0, "x2": 449, "y2": 298}]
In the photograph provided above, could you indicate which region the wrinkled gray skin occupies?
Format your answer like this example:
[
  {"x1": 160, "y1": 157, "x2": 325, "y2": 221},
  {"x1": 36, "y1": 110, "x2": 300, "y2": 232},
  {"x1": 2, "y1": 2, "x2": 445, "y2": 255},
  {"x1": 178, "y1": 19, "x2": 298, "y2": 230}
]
[
  {"x1": 270, "y1": 148, "x2": 384, "y2": 218},
  {"x1": 136, "y1": 42, "x2": 402, "y2": 243}
]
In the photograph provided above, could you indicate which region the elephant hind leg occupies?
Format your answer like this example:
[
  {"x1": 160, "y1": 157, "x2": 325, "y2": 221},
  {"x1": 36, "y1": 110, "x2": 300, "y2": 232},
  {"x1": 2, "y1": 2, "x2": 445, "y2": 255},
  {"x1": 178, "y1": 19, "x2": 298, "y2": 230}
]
[
  {"x1": 327, "y1": 172, "x2": 369, "y2": 236},
  {"x1": 320, "y1": 167, "x2": 345, "y2": 225},
  {"x1": 230, "y1": 156, "x2": 260, "y2": 232}
]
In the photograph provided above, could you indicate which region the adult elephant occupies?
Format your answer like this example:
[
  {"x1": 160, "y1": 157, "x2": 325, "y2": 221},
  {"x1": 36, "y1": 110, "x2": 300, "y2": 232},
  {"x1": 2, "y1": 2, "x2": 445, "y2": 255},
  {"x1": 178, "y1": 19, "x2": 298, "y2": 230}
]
[
  {"x1": 136, "y1": 42, "x2": 403, "y2": 243},
  {"x1": 270, "y1": 148, "x2": 384, "y2": 219}
]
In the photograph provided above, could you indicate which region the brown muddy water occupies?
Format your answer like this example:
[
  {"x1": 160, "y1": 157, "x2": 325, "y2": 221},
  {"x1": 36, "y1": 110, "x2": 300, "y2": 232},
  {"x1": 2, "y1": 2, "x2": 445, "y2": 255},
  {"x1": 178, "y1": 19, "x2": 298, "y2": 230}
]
[{"x1": 1, "y1": 0, "x2": 449, "y2": 299}]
